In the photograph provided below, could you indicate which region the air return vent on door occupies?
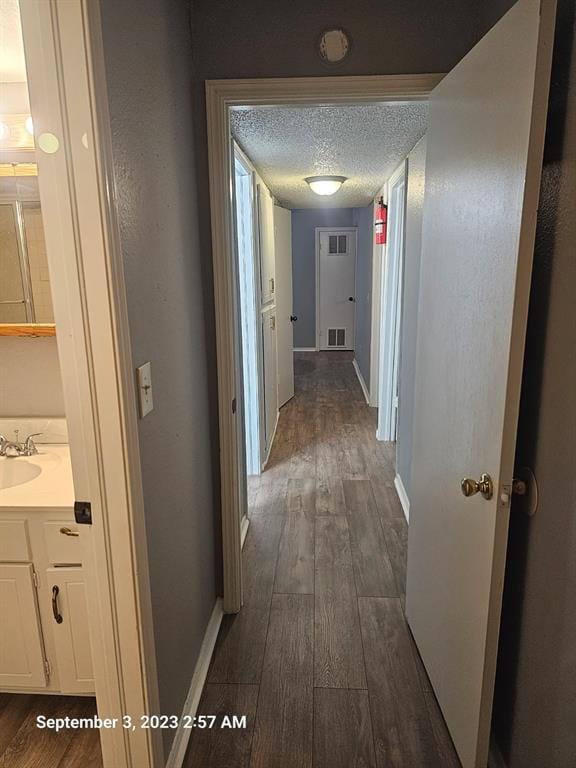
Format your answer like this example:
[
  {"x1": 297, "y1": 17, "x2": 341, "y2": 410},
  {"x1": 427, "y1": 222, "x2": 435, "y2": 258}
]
[{"x1": 328, "y1": 328, "x2": 346, "y2": 347}]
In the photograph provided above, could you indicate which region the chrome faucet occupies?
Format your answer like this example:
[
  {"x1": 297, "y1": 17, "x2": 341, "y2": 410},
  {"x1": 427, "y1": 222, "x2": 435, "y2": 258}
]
[{"x1": 0, "y1": 431, "x2": 41, "y2": 458}]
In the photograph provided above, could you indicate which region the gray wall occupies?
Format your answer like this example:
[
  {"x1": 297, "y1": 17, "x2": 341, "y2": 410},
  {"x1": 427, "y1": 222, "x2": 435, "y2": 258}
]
[
  {"x1": 491, "y1": 1, "x2": 576, "y2": 766},
  {"x1": 99, "y1": 0, "x2": 217, "y2": 752},
  {"x1": 0, "y1": 338, "x2": 65, "y2": 416},
  {"x1": 352, "y1": 205, "x2": 373, "y2": 388},
  {"x1": 291, "y1": 208, "x2": 355, "y2": 348},
  {"x1": 396, "y1": 136, "x2": 427, "y2": 497}
]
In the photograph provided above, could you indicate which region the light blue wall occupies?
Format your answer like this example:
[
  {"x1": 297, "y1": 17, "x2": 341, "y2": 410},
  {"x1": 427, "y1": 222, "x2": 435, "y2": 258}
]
[
  {"x1": 352, "y1": 205, "x2": 374, "y2": 389},
  {"x1": 291, "y1": 208, "x2": 356, "y2": 348}
]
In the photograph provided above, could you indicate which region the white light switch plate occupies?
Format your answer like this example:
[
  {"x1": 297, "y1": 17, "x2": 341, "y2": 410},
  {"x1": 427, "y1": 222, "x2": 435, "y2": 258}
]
[{"x1": 136, "y1": 362, "x2": 154, "y2": 417}]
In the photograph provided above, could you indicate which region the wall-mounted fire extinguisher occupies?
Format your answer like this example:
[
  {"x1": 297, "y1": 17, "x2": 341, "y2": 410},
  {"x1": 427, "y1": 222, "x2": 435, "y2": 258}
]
[{"x1": 375, "y1": 196, "x2": 387, "y2": 245}]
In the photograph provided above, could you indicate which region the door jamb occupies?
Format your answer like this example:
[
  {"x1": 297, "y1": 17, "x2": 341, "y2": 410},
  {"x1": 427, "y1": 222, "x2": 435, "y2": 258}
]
[
  {"x1": 315, "y1": 227, "x2": 358, "y2": 351},
  {"x1": 377, "y1": 159, "x2": 408, "y2": 442},
  {"x1": 19, "y1": 2, "x2": 161, "y2": 766},
  {"x1": 205, "y1": 73, "x2": 443, "y2": 614}
]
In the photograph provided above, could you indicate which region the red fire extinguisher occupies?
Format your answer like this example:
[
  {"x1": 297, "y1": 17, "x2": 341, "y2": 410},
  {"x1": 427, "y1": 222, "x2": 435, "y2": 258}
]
[{"x1": 375, "y1": 196, "x2": 387, "y2": 245}]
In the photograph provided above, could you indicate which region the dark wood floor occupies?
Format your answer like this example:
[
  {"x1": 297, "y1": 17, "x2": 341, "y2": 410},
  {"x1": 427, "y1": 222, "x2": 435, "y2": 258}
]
[
  {"x1": 0, "y1": 694, "x2": 102, "y2": 768},
  {"x1": 185, "y1": 351, "x2": 460, "y2": 768}
]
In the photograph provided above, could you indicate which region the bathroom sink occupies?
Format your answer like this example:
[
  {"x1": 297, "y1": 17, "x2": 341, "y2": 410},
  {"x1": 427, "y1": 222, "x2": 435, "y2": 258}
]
[
  {"x1": 0, "y1": 458, "x2": 43, "y2": 489},
  {"x1": 0, "y1": 447, "x2": 73, "y2": 508}
]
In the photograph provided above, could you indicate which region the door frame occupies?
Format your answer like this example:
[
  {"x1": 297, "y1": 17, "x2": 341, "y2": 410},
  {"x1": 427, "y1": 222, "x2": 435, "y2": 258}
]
[
  {"x1": 234, "y1": 143, "x2": 262, "y2": 478},
  {"x1": 315, "y1": 227, "x2": 358, "y2": 351},
  {"x1": 19, "y1": 2, "x2": 161, "y2": 766},
  {"x1": 205, "y1": 73, "x2": 443, "y2": 613},
  {"x1": 377, "y1": 159, "x2": 408, "y2": 441}
]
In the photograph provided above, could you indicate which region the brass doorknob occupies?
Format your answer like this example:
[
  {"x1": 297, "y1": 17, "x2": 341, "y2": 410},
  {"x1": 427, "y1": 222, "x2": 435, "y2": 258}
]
[{"x1": 461, "y1": 473, "x2": 493, "y2": 500}]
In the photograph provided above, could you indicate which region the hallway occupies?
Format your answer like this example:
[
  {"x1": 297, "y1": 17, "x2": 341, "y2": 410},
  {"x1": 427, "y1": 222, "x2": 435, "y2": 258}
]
[{"x1": 185, "y1": 352, "x2": 460, "y2": 767}]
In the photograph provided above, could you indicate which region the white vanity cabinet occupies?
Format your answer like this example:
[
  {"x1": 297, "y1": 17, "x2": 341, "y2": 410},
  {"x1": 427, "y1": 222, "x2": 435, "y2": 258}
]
[
  {"x1": 0, "y1": 562, "x2": 48, "y2": 689},
  {"x1": 0, "y1": 510, "x2": 94, "y2": 695}
]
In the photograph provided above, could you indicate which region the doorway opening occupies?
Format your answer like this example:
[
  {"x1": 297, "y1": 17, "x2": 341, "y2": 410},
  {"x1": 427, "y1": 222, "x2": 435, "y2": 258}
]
[
  {"x1": 1, "y1": 3, "x2": 159, "y2": 767},
  {"x1": 202, "y1": 1, "x2": 555, "y2": 758}
]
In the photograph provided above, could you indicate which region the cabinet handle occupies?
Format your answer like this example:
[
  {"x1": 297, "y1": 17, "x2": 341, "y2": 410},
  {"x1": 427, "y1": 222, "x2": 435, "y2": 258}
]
[
  {"x1": 52, "y1": 585, "x2": 63, "y2": 624},
  {"x1": 60, "y1": 527, "x2": 79, "y2": 537}
]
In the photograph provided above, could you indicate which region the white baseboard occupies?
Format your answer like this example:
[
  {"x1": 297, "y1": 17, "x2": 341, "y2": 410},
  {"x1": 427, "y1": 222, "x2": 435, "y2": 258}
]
[
  {"x1": 165, "y1": 598, "x2": 224, "y2": 768},
  {"x1": 293, "y1": 346, "x2": 317, "y2": 352},
  {"x1": 352, "y1": 359, "x2": 370, "y2": 405},
  {"x1": 394, "y1": 474, "x2": 410, "y2": 523},
  {"x1": 241, "y1": 514, "x2": 250, "y2": 548}
]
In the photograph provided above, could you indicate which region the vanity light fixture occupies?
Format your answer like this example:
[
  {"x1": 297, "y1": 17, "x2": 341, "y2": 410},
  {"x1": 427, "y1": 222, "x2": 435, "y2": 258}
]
[{"x1": 305, "y1": 175, "x2": 347, "y2": 196}]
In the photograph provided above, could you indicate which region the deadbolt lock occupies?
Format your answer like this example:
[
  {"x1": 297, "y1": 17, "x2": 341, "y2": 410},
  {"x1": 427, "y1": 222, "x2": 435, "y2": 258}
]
[{"x1": 461, "y1": 472, "x2": 494, "y2": 500}]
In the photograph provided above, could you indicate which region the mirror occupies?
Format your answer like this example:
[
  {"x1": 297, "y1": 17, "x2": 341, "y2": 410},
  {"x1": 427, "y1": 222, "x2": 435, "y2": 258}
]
[
  {"x1": 0, "y1": 1, "x2": 55, "y2": 337},
  {"x1": 0, "y1": 164, "x2": 54, "y2": 334}
]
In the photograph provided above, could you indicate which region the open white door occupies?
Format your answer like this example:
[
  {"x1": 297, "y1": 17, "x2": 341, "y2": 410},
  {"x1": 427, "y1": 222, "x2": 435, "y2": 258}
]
[
  {"x1": 405, "y1": 1, "x2": 555, "y2": 767},
  {"x1": 274, "y1": 206, "x2": 294, "y2": 407}
]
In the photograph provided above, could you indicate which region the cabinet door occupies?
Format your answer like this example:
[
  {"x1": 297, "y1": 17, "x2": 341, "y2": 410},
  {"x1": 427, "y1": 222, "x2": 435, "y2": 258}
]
[
  {"x1": 0, "y1": 563, "x2": 47, "y2": 689},
  {"x1": 258, "y1": 185, "x2": 276, "y2": 305},
  {"x1": 47, "y1": 567, "x2": 94, "y2": 693}
]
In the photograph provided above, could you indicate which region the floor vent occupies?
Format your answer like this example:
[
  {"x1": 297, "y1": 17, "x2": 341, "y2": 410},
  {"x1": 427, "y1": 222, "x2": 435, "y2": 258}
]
[{"x1": 328, "y1": 328, "x2": 346, "y2": 347}]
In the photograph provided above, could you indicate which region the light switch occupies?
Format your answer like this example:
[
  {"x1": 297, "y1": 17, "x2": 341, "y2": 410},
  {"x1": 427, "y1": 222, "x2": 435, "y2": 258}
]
[{"x1": 136, "y1": 362, "x2": 154, "y2": 417}]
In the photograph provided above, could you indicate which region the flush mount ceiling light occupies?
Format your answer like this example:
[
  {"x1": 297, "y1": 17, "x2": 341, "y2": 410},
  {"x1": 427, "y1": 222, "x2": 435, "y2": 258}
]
[{"x1": 305, "y1": 175, "x2": 347, "y2": 196}]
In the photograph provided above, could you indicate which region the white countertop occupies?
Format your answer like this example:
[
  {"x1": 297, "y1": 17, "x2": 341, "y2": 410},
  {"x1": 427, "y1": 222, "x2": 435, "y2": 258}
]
[{"x1": 0, "y1": 444, "x2": 75, "y2": 509}]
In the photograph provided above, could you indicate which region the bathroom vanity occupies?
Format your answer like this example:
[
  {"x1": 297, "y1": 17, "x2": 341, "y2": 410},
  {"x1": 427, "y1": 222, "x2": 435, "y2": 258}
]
[{"x1": 0, "y1": 433, "x2": 94, "y2": 695}]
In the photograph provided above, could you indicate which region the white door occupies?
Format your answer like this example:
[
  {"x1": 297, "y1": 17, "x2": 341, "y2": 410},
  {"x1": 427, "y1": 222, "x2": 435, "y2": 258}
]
[
  {"x1": 317, "y1": 229, "x2": 356, "y2": 350},
  {"x1": 47, "y1": 567, "x2": 95, "y2": 693},
  {"x1": 261, "y1": 307, "x2": 278, "y2": 461},
  {"x1": 274, "y1": 206, "x2": 294, "y2": 407},
  {"x1": 0, "y1": 563, "x2": 47, "y2": 689},
  {"x1": 405, "y1": 1, "x2": 555, "y2": 767}
]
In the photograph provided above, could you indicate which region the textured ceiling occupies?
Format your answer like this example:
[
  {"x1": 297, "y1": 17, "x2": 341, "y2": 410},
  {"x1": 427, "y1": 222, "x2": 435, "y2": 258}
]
[
  {"x1": 231, "y1": 103, "x2": 428, "y2": 209},
  {"x1": 0, "y1": 0, "x2": 27, "y2": 83}
]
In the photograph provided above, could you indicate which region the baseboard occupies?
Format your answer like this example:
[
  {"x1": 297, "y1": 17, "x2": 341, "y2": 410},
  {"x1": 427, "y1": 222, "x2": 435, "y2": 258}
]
[
  {"x1": 352, "y1": 359, "x2": 370, "y2": 405},
  {"x1": 293, "y1": 346, "x2": 317, "y2": 352},
  {"x1": 240, "y1": 514, "x2": 250, "y2": 548},
  {"x1": 394, "y1": 474, "x2": 410, "y2": 523},
  {"x1": 262, "y1": 410, "x2": 279, "y2": 470},
  {"x1": 165, "y1": 598, "x2": 224, "y2": 768}
]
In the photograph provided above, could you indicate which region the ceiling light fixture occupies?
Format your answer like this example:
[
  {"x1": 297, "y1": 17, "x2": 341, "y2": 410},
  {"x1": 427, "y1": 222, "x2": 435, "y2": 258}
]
[{"x1": 305, "y1": 175, "x2": 347, "y2": 196}]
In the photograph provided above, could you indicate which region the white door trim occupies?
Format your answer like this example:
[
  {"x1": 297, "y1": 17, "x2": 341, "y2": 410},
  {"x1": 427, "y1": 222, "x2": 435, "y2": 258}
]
[
  {"x1": 377, "y1": 160, "x2": 408, "y2": 442},
  {"x1": 20, "y1": 2, "x2": 161, "y2": 766},
  {"x1": 315, "y1": 227, "x2": 358, "y2": 351},
  {"x1": 206, "y1": 73, "x2": 443, "y2": 613}
]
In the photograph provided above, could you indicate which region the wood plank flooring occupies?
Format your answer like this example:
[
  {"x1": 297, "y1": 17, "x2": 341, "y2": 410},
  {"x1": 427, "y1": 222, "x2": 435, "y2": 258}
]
[
  {"x1": 185, "y1": 351, "x2": 460, "y2": 768},
  {"x1": 0, "y1": 695, "x2": 102, "y2": 768}
]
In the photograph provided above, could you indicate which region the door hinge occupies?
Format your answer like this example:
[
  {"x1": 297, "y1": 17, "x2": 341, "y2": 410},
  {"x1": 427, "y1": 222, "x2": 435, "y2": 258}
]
[
  {"x1": 44, "y1": 659, "x2": 51, "y2": 679},
  {"x1": 32, "y1": 569, "x2": 39, "y2": 589}
]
